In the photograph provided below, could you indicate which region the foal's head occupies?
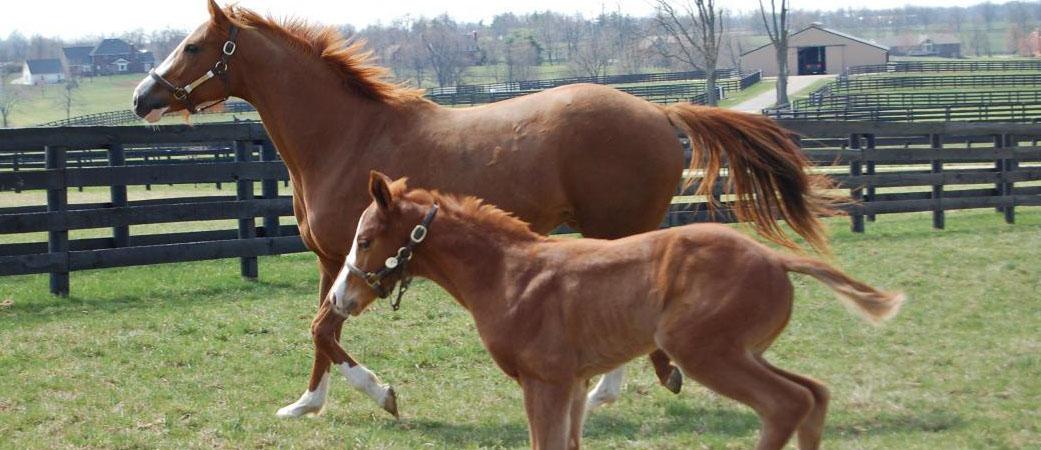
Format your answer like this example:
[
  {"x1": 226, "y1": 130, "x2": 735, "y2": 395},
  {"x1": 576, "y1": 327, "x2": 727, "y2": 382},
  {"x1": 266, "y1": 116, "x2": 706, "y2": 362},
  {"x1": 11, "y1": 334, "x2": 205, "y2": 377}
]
[
  {"x1": 132, "y1": 0, "x2": 240, "y2": 120},
  {"x1": 328, "y1": 171, "x2": 435, "y2": 316}
]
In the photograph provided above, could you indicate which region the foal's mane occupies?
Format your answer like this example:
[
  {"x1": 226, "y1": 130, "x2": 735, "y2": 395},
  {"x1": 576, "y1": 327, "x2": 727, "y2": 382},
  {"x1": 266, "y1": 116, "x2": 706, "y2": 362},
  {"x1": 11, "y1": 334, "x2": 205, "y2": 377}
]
[
  {"x1": 220, "y1": 4, "x2": 429, "y2": 106},
  {"x1": 390, "y1": 181, "x2": 544, "y2": 242}
]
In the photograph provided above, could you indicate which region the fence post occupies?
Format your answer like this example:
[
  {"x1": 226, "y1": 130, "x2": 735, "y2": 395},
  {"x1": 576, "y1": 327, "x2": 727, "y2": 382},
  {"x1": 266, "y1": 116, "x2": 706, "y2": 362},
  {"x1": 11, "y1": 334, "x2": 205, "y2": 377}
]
[
  {"x1": 848, "y1": 134, "x2": 864, "y2": 233},
  {"x1": 865, "y1": 134, "x2": 876, "y2": 222},
  {"x1": 46, "y1": 145, "x2": 70, "y2": 297},
  {"x1": 259, "y1": 140, "x2": 281, "y2": 238},
  {"x1": 12, "y1": 152, "x2": 20, "y2": 193},
  {"x1": 994, "y1": 134, "x2": 1005, "y2": 215},
  {"x1": 107, "y1": 144, "x2": 130, "y2": 247},
  {"x1": 1003, "y1": 134, "x2": 1017, "y2": 224},
  {"x1": 930, "y1": 134, "x2": 944, "y2": 230},
  {"x1": 235, "y1": 140, "x2": 259, "y2": 280}
]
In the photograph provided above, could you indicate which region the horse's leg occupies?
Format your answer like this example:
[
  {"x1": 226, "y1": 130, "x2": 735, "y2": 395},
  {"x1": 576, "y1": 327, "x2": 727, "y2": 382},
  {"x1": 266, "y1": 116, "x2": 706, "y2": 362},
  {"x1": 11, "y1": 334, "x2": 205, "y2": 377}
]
[
  {"x1": 666, "y1": 346, "x2": 813, "y2": 450},
  {"x1": 585, "y1": 368, "x2": 623, "y2": 410},
  {"x1": 650, "y1": 349, "x2": 682, "y2": 393},
  {"x1": 277, "y1": 263, "x2": 338, "y2": 417},
  {"x1": 311, "y1": 302, "x2": 399, "y2": 418},
  {"x1": 568, "y1": 379, "x2": 589, "y2": 450},
  {"x1": 520, "y1": 376, "x2": 576, "y2": 450},
  {"x1": 757, "y1": 357, "x2": 830, "y2": 450}
]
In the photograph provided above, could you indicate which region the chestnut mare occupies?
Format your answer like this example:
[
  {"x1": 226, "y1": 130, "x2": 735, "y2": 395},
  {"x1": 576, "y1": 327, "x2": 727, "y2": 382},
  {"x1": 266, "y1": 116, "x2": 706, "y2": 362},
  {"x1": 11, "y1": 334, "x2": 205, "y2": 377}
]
[
  {"x1": 132, "y1": 1, "x2": 839, "y2": 419},
  {"x1": 324, "y1": 172, "x2": 903, "y2": 450}
]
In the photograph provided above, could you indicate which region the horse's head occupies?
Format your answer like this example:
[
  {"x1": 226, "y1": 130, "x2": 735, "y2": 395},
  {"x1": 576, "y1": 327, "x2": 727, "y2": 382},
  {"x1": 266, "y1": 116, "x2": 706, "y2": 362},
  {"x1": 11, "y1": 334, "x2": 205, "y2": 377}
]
[
  {"x1": 329, "y1": 171, "x2": 438, "y2": 317},
  {"x1": 132, "y1": 0, "x2": 241, "y2": 122}
]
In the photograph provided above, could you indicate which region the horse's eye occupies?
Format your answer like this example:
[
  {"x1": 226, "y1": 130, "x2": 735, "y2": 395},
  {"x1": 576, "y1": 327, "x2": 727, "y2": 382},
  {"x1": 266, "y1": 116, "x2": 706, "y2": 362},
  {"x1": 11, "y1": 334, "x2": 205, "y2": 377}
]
[
  {"x1": 184, "y1": 44, "x2": 200, "y2": 54},
  {"x1": 358, "y1": 240, "x2": 371, "y2": 251}
]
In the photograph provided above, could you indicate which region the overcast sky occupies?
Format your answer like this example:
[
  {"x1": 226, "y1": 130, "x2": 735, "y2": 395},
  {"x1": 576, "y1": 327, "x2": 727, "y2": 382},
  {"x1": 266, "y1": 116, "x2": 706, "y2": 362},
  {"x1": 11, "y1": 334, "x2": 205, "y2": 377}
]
[{"x1": 1, "y1": 0, "x2": 1011, "y2": 40}]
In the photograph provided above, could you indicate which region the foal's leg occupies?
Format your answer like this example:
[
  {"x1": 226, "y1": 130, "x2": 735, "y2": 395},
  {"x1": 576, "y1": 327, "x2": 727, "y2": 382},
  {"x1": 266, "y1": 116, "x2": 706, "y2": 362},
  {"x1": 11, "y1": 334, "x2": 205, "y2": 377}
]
[
  {"x1": 521, "y1": 376, "x2": 577, "y2": 450},
  {"x1": 568, "y1": 379, "x2": 589, "y2": 450},
  {"x1": 585, "y1": 367, "x2": 624, "y2": 410},
  {"x1": 277, "y1": 266, "x2": 338, "y2": 417},
  {"x1": 650, "y1": 349, "x2": 683, "y2": 393},
  {"x1": 312, "y1": 302, "x2": 399, "y2": 418},
  {"x1": 668, "y1": 348, "x2": 813, "y2": 450},
  {"x1": 758, "y1": 357, "x2": 830, "y2": 450}
]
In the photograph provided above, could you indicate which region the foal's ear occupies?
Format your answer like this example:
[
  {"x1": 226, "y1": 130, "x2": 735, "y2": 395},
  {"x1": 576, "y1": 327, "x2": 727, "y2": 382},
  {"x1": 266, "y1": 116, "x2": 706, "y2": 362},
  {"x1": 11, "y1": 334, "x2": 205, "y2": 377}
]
[
  {"x1": 208, "y1": 0, "x2": 230, "y2": 26},
  {"x1": 369, "y1": 171, "x2": 394, "y2": 211}
]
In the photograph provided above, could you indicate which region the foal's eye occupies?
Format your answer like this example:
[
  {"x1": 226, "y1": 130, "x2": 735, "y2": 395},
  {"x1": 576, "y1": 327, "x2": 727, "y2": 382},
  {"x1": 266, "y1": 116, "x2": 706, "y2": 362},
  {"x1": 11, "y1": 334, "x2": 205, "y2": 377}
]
[
  {"x1": 358, "y1": 240, "x2": 371, "y2": 251},
  {"x1": 184, "y1": 44, "x2": 201, "y2": 54}
]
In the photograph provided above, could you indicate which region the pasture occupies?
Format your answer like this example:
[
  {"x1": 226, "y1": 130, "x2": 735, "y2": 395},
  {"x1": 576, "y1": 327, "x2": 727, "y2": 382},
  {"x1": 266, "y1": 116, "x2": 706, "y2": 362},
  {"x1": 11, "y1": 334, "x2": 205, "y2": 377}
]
[{"x1": 1, "y1": 209, "x2": 1040, "y2": 449}]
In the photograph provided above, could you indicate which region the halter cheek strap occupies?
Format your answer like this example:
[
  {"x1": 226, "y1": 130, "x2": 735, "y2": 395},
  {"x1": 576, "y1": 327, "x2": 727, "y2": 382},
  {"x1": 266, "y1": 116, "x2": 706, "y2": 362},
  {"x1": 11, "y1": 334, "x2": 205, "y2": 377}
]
[
  {"x1": 150, "y1": 25, "x2": 239, "y2": 113},
  {"x1": 344, "y1": 204, "x2": 439, "y2": 311}
]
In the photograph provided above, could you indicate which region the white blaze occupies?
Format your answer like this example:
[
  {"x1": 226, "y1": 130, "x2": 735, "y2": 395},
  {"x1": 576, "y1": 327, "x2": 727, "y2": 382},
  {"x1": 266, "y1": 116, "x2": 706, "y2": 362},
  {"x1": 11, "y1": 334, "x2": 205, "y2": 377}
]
[{"x1": 330, "y1": 209, "x2": 368, "y2": 308}]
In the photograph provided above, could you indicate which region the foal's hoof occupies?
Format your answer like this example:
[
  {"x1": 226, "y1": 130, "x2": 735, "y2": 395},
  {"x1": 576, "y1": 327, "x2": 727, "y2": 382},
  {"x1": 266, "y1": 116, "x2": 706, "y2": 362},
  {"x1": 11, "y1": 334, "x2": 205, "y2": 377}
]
[
  {"x1": 382, "y1": 387, "x2": 399, "y2": 419},
  {"x1": 275, "y1": 402, "x2": 322, "y2": 418},
  {"x1": 665, "y1": 367, "x2": 683, "y2": 394}
]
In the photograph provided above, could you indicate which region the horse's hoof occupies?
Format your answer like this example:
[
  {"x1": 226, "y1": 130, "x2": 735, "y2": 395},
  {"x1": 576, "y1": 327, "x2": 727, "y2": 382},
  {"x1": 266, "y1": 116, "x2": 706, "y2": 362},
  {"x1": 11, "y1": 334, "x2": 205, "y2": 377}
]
[
  {"x1": 276, "y1": 403, "x2": 322, "y2": 418},
  {"x1": 665, "y1": 367, "x2": 683, "y2": 394},
  {"x1": 382, "y1": 387, "x2": 399, "y2": 419}
]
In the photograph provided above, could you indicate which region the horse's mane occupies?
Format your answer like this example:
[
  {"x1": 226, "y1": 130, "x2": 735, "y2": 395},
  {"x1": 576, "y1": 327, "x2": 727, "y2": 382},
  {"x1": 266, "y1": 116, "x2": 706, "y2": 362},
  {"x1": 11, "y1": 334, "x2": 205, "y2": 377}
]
[
  {"x1": 388, "y1": 179, "x2": 544, "y2": 243},
  {"x1": 220, "y1": 5, "x2": 429, "y2": 106}
]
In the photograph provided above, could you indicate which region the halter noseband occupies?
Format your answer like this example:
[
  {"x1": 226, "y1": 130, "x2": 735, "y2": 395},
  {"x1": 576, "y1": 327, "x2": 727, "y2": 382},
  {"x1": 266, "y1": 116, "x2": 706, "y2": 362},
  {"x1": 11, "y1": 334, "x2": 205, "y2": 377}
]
[
  {"x1": 344, "y1": 204, "x2": 439, "y2": 311},
  {"x1": 149, "y1": 25, "x2": 239, "y2": 113}
]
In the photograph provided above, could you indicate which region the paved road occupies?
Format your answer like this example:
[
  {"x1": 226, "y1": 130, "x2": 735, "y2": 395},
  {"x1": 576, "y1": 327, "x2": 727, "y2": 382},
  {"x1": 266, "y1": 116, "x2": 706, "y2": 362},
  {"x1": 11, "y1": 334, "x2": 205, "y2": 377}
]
[{"x1": 730, "y1": 74, "x2": 835, "y2": 112}]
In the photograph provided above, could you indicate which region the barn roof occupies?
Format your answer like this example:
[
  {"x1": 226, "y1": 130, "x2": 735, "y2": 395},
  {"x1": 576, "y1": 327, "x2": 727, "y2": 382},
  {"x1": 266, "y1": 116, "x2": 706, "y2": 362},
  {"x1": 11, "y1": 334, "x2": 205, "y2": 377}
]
[
  {"x1": 25, "y1": 59, "x2": 63, "y2": 75},
  {"x1": 62, "y1": 46, "x2": 93, "y2": 65},
  {"x1": 741, "y1": 23, "x2": 889, "y2": 56},
  {"x1": 91, "y1": 38, "x2": 133, "y2": 56}
]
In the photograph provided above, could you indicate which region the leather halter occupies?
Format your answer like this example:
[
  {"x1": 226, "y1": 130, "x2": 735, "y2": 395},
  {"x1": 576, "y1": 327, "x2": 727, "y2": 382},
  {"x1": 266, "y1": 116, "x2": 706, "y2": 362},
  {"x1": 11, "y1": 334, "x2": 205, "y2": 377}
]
[
  {"x1": 344, "y1": 204, "x2": 439, "y2": 311},
  {"x1": 149, "y1": 25, "x2": 239, "y2": 113}
]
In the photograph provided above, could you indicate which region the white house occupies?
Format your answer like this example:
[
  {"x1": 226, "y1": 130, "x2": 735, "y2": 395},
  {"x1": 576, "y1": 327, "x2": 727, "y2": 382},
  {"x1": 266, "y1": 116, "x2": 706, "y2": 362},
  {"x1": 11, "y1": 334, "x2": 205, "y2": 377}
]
[{"x1": 17, "y1": 59, "x2": 65, "y2": 85}]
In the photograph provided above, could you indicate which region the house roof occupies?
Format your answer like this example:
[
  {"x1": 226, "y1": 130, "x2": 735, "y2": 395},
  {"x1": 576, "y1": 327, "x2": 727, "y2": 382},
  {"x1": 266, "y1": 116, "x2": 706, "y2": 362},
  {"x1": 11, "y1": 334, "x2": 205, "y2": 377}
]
[
  {"x1": 25, "y1": 59, "x2": 63, "y2": 75},
  {"x1": 138, "y1": 50, "x2": 155, "y2": 63},
  {"x1": 62, "y1": 46, "x2": 93, "y2": 65},
  {"x1": 741, "y1": 23, "x2": 889, "y2": 56},
  {"x1": 91, "y1": 38, "x2": 133, "y2": 56},
  {"x1": 883, "y1": 33, "x2": 962, "y2": 47}
]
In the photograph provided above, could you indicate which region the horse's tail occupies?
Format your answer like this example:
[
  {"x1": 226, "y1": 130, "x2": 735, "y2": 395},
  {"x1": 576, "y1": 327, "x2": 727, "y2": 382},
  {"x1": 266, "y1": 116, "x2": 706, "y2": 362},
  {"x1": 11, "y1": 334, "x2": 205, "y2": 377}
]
[
  {"x1": 781, "y1": 254, "x2": 905, "y2": 325},
  {"x1": 662, "y1": 104, "x2": 844, "y2": 254}
]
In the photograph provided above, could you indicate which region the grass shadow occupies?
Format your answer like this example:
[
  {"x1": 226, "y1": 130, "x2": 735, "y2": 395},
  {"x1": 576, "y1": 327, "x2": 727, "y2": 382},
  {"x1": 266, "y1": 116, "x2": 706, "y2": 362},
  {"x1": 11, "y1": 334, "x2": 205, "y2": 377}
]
[
  {"x1": 832, "y1": 409, "x2": 966, "y2": 436},
  {"x1": 401, "y1": 401, "x2": 759, "y2": 447}
]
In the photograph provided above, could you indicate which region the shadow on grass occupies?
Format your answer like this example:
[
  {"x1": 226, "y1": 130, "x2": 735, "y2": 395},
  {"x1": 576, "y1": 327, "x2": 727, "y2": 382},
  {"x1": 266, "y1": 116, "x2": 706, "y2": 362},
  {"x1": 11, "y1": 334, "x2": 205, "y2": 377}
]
[
  {"x1": 1, "y1": 278, "x2": 311, "y2": 326},
  {"x1": 403, "y1": 402, "x2": 759, "y2": 447},
  {"x1": 833, "y1": 409, "x2": 966, "y2": 436}
]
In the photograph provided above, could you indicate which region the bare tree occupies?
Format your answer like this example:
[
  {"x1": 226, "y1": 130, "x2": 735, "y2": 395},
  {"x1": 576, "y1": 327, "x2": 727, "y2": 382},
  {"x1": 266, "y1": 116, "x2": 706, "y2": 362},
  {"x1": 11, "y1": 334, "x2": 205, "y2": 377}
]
[
  {"x1": 654, "y1": 0, "x2": 726, "y2": 105},
  {"x1": 58, "y1": 77, "x2": 80, "y2": 121},
  {"x1": 418, "y1": 15, "x2": 474, "y2": 88},
  {"x1": 0, "y1": 81, "x2": 22, "y2": 128},
  {"x1": 759, "y1": 0, "x2": 790, "y2": 106},
  {"x1": 502, "y1": 31, "x2": 540, "y2": 82},
  {"x1": 568, "y1": 24, "x2": 612, "y2": 78}
]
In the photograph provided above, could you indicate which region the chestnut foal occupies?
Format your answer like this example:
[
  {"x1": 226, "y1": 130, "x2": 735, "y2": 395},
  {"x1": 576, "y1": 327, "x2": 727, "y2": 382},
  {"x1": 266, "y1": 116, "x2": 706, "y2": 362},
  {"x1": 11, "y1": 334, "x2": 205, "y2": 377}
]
[{"x1": 315, "y1": 172, "x2": 904, "y2": 450}]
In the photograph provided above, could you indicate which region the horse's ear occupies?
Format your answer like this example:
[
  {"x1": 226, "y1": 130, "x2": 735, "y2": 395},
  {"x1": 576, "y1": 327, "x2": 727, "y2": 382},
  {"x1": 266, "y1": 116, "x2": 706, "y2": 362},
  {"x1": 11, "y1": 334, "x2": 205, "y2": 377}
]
[
  {"x1": 208, "y1": 0, "x2": 230, "y2": 26},
  {"x1": 369, "y1": 171, "x2": 394, "y2": 211}
]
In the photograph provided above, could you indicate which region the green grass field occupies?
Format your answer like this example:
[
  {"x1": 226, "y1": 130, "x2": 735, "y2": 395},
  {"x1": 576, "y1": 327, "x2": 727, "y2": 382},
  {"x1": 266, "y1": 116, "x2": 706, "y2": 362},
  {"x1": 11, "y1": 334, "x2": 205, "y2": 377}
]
[{"x1": 1, "y1": 208, "x2": 1039, "y2": 449}]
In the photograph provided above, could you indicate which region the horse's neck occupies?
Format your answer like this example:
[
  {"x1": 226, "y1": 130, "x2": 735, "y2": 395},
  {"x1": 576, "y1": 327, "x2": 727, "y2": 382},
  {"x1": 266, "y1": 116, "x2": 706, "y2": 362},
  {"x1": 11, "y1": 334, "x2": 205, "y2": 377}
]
[
  {"x1": 235, "y1": 38, "x2": 409, "y2": 185},
  {"x1": 415, "y1": 218, "x2": 537, "y2": 315}
]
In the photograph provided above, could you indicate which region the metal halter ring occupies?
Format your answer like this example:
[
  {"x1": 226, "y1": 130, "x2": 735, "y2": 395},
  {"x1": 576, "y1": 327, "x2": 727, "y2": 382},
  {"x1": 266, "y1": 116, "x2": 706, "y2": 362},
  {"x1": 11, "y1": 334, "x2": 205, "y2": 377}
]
[
  {"x1": 223, "y1": 41, "x2": 237, "y2": 56},
  {"x1": 410, "y1": 225, "x2": 428, "y2": 243}
]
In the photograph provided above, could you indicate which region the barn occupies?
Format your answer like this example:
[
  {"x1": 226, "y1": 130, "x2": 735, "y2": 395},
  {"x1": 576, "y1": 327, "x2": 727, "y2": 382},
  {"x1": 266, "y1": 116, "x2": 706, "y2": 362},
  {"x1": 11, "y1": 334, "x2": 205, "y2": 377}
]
[
  {"x1": 741, "y1": 23, "x2": 889, "y2": 76},
  {"x1": 18, "y1": 59, "x2": 66, "y2": 85}
]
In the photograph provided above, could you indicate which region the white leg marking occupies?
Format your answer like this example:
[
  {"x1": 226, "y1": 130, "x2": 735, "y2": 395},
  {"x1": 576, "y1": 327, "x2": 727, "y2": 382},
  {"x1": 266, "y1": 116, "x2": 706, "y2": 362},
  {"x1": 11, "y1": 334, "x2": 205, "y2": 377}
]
[
  {"x1": 586, "y1": 366, "x2": 626, "y2": 410},
  {"x1": 276, "y1": 372, "x2": 331, "y2": 418},
  {"x1": 339, "y1": 362, "x2": 389, "y2": 405}
]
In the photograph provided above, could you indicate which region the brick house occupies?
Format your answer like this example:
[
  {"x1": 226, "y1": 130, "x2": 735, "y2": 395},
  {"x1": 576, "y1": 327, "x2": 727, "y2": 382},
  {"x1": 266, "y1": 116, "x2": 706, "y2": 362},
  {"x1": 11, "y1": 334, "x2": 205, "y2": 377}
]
[
  {"x1": 90, "y1": 38, "x2": 155, "y2": 75},
  {"x1": 61, "y1": 46, "x2": 94, "y2": 77}
]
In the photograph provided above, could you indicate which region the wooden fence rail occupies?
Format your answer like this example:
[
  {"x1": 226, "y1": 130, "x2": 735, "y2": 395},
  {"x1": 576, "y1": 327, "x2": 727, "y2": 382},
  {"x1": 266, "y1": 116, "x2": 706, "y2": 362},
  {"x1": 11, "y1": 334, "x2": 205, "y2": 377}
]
[{"x1": 2, "y1": 121, "x2": 1039, "y2": 295}]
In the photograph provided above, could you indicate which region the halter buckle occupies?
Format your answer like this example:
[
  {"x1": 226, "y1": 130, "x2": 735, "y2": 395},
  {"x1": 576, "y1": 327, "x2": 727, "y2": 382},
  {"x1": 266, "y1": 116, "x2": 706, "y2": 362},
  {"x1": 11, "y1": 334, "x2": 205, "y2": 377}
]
[
  {"x1": 410, "y1": 225, "x2": 428, "y2": 243},
  {"x1": 173, "y1": 89, "x2": 188, "y2": 100},
  {"x1": 223, "y1": 41, "x2": 237, "y2": 56}
]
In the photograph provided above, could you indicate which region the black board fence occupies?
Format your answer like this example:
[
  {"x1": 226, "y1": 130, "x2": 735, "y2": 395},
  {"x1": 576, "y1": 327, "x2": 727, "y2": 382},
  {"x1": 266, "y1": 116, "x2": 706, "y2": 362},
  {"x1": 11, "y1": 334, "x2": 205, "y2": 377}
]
[{"x1": 2, "y1": 121, "x2": 1040, "y2": 295}]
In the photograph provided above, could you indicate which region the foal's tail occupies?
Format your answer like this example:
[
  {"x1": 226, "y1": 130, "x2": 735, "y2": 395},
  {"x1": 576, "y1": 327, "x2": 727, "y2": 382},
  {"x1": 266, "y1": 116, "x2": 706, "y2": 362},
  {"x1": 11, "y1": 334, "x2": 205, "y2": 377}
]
[
  {"x1": 662, "y1": 104, "x2": 844, "y2": 254},
  {"x1": 782, "y1": 255, "x2": 905, "y2": 325}
]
